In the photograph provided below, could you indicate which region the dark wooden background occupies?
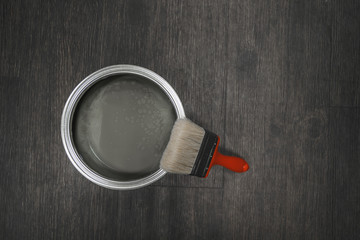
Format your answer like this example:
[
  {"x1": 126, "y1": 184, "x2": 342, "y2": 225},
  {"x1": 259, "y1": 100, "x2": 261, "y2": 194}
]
[{"x1": 1, "y1": 0, "x2": 359, "y2": 239}]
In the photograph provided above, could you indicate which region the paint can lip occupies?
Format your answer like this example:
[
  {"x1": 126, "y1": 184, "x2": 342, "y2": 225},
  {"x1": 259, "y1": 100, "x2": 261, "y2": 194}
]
[{"x1": 61, "y1": 64, "x2": 185, "y2": 190}]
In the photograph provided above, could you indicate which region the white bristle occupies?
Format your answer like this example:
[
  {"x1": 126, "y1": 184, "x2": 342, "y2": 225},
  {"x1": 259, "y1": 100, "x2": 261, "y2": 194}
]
[{"x1": 160, "y1": 118, "x2": 205, "y2": 174}]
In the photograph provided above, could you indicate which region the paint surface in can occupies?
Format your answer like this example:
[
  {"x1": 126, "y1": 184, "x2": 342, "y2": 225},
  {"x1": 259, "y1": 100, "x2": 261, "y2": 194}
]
[{"x1": 72, "y1": 74, "x2": 177, "y2": 181}]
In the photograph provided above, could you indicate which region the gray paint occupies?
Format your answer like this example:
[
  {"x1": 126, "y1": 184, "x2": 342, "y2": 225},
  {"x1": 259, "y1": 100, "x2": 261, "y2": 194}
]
[{"x1": 72, "y1": 74, "x2": 176, "y2": 181}]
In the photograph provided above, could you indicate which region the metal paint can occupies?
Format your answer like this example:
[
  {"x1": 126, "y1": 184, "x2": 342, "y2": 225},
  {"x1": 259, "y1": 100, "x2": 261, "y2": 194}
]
[{"x1": 61, "y1": 65, "x2": 185, "y2": 190}]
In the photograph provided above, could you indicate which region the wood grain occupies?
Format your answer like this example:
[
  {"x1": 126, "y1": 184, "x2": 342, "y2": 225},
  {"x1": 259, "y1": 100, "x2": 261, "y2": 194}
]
[
  {"x1": 330, "y1": 108, "x2": 360, "y2": 239},
  {"x1": 330, "y1": 0, "x2": 360, "y2": 107},
  {"x1": 1, "y1": 0, "x2": 359, "y2": 239}
]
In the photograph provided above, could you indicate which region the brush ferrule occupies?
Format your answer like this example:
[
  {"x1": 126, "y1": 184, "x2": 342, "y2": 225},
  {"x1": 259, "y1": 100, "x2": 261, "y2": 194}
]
[{"x1": 190, "y1": 130, "x2": 219, "y2": 177}]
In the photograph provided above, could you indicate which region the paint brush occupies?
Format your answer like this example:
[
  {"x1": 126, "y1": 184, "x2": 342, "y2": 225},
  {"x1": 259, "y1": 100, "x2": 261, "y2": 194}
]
[{"x1": 160, "y1": 118, "x2": 249, "y2": 177}]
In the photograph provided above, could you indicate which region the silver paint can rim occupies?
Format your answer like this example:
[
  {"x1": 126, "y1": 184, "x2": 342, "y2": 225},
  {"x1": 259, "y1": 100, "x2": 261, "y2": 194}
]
[{"x1": 61, "y1": 65, "x2": 185, "y2": 190}]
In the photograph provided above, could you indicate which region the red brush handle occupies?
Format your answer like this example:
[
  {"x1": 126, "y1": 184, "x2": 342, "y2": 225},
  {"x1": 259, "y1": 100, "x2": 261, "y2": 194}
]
[
  {"x1": 213, "y1": 151, "x2": 249, "y2": 173},
  {"x1": 203, "y1": 138, "x2": 249, "y2": 178}
]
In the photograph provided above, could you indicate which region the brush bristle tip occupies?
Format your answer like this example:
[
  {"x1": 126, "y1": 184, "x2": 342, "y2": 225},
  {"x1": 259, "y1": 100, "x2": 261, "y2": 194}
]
[{"x1": 160, "y1": 118, "x2": 205, "y2": 175}]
